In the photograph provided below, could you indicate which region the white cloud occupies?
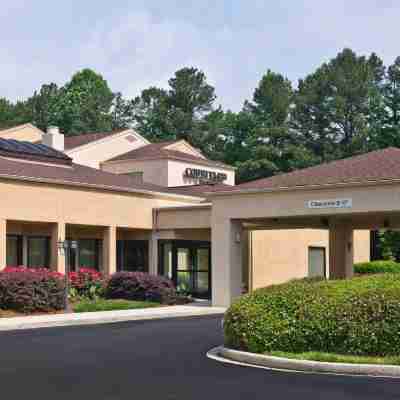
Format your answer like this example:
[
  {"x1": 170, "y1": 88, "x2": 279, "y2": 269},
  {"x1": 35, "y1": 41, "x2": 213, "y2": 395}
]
[{"x1": 1, "y1": 1, "x2": 400, "y2": 110}]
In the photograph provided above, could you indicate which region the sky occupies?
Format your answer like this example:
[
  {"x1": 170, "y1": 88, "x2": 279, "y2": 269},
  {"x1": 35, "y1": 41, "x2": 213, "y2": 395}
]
[{"x1": 1, "y1": 0, "x2": 400, "y2": 111}]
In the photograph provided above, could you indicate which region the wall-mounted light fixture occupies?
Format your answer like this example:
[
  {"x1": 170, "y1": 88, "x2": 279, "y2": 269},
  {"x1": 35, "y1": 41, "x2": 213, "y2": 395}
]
[{"x1": 235, "y1": 232, "x2": 241, "y2": 243}]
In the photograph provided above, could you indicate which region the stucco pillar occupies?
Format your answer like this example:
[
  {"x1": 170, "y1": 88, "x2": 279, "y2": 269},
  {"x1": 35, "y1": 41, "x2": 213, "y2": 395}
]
[
  {"x1": 329, "y1": 223, "x2": 354, "y2": 279},
  {"x1": 103, "y1": 226, "x2": 117, "y2": 275},
  {"x1": 0, "y1": 219, "x2": 6, "y2": 269},
  {"x1": 211, "y1": 218, "x2": 243, "y2": 307},
  {"x1": 51, "y1": 222, "x2": 66, "y2": 273},
  {"x1": 148, "y1": 232, "x2": 159, "y2": 275}
]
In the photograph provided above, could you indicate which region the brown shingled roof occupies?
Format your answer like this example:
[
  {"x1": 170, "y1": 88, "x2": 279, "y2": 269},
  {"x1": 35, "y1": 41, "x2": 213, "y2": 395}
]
[
  {"x1": 106, "y1": 141, "x2": 234, "y2": 169},
  {"x1": 167, "y1": 183, "x2": 233, "y2": 198},
  {"x1": 64, "y1": 129, "x2": 127, "y2": 150},
  {"x1": 0, "y1": 155, "x2": 201, "y2": 199},
  {"x1": 209, "y1": 147, "x2": 400, "y2": 194}
]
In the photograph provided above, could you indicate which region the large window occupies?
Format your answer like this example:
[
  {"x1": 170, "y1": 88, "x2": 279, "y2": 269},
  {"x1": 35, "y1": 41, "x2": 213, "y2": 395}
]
[
  {"x1": 27, "y1": 237, "x2": 50, "y2": 268},
  {"x1": 6, "y1": 235, "x2": 22, "y2": 266},
  {"x1": 117, "y1": 240, "x2": 148, "y2": 272},
  {"x1": 67, "y1": 239, "x2": 102, "y2": 271}
]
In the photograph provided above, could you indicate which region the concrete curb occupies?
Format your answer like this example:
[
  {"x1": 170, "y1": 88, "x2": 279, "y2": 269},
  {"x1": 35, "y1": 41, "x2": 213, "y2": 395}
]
[
  {"x1": 0, "y1": 306, "x2": 226, "y2": 332},
  {"x1": 207, "y1": 346, "x2": 400, "y2": 379}
]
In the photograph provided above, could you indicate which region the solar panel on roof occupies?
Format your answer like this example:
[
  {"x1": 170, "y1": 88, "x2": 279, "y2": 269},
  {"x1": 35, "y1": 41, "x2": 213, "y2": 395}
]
[{"x1": 0, "y1": 138, "x2": 71, "y2": 164}]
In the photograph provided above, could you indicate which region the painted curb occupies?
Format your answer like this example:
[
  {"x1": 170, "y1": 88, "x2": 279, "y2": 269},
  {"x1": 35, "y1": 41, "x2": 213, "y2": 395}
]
[
  {"x1": 207, "y1": 346, "x2": 400, "y2": 379},
  {"x1": 0, "y1": 306, "x2": 225, "y2": 332}
]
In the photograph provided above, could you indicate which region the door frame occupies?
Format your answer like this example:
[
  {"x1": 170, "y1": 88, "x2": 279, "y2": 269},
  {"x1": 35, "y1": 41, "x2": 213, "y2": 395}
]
[
  {"x1": 308, "y1": 246, "x2": 327, "y2": 278},
  {"x1": 158, "y1": 240, "x2": 211, "y2": 299}
]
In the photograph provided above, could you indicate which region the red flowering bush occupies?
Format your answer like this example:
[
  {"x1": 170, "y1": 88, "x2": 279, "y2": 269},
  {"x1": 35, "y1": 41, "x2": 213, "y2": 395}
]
[
  {"x1": 0, "y1": 267, "x2": 65, "y2": 313},
  {"x1": 68, "y1": 268, "x2": 105, "y2": 299},
  {"x1": 105, "y1": 272, "x2": 177, "y2": 304}
]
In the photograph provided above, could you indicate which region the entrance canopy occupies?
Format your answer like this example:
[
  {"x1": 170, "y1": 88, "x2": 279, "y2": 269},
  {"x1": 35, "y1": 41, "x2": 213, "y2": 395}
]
[{"x1": 208, "y1": 147, "x2": 400, "y2": 306}]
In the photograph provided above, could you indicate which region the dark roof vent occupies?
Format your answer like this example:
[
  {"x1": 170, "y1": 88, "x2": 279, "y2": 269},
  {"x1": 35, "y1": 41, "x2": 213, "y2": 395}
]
[{"x1": 0, "y1": 138, "x2": 72, "y2": 166}]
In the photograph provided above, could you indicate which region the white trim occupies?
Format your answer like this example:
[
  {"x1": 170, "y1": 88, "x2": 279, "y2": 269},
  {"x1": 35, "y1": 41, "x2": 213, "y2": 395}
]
[{"x1": 65, "y1": 129, "x2": 150, "y2": 154}]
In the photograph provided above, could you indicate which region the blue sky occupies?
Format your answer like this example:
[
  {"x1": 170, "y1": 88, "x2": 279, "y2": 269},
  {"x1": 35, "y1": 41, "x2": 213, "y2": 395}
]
[{"x1": 1, "y1": 1, "x2": 399, "y2": 110}]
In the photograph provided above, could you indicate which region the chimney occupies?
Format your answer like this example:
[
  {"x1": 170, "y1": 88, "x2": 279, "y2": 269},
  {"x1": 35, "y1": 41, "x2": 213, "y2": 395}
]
[{"x1": 42, "y1": 126, "x2": 64, "y2": 152}]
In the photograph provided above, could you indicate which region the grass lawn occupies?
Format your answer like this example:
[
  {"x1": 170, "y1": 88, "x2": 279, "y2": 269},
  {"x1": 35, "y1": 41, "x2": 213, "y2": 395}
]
[
  {"x1": 268, "y1": 351, "x2": 400, "y2": 366},
  {"x1": 72, "y1": 298, "x2": 162, "y2": 313}
]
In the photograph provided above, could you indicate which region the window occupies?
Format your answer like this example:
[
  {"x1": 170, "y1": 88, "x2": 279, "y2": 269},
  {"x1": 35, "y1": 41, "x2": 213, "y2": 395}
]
[
  {"x1": 6, "y1": 235, "x2": 22, "y2": 266},
  {"x1": 78, "y1": 239, "x2": 101, "y2": 270},
  {"x1": 308, "y1": 247, "x2": 326, "y2": 278},
  {"x1": 27, "y1": 237, "x2": 50, "y2": 268},
  {"x1": 117, "y1": 240, "x2": 148, "y2": 272}
]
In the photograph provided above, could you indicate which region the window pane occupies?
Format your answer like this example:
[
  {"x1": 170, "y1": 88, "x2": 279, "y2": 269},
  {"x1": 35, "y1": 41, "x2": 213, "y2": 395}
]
[
  {"x1": 28, "y1": 237, "x2": 49, "y2": 268},
  {"x1": 195, "y1": 271, "x2": 209, "y2": 294},
  {"x1": 177, "y1": 248, "x2": 190, "y2": 271},
  {"x1": 196, "y1": 248, "x2": 209, "y2": 271},
  {"x1": 163, "y1": 243, "x2": 173, "y2": 278},
  {"x1": 78, "y1": 239, "x2": 99, "y2": 270},
  {"x1": 6, "y1": 236, "x2": 20, "y2": 266}
]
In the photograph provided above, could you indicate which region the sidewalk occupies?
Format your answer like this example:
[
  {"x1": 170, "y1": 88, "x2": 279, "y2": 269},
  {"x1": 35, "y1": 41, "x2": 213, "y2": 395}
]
[{"x1": 0, "y1": 303, "x2": 226, "y2": 332}]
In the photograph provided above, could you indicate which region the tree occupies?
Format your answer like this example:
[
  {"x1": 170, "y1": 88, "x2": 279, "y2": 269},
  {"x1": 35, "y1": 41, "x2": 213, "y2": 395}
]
[
  {"x1": 0, "y1": 98, "x2": 17, "y2": 128},
  {"x1": 58, "y1": 69, "x2": 114, "y2": 134},
  {"x1": 25, "y1": 83, "x2": 61, "y2": 131},
  {"x1": 234, "y1": 70, "x2": 315, "y2": 182},
  {"x1": 131, "y1": 67, "x2": 217, "y2": 147},
  {"x1": 132, "y1": 87, "x2": 173, "y2": 141},
  {"x1": 110, "y1": 92, "x2": 135, "y2": 130},
  {"x1": 292, "y1": 49, "x2": 384, "y2": 161},
  {"x1": 370, "y1": 57, "x2": 400, "y2": 149}
]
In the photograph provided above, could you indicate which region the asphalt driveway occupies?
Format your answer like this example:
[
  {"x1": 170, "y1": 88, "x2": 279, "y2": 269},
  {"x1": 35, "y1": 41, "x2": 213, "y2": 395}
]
[{"x1": 0, "y1": 316, "x2": 398, "y2": 399}]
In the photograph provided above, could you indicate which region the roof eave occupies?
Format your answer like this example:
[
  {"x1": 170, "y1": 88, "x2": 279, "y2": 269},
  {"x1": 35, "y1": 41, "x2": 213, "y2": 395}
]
[
  {"x1": 0, "y1": 173, "x2": 203, "y2": 202},
  {"x1": 205, "y1": 178, "x2": 400, "y2": 197}
]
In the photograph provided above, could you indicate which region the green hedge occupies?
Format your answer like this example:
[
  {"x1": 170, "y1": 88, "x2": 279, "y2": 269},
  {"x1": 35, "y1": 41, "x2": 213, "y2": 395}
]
[
  {"x1": 354, "y1": 260, "x2": 400, "y2": 275},
  {"x1": 224, "y1": 275, "x2": 400, "y2": 356}
]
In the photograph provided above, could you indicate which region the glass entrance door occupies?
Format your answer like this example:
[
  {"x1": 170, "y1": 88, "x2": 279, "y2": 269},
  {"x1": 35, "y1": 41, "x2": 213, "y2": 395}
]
[{"x1": 159, "y1": 241, "x2": 211, "y2": 299}]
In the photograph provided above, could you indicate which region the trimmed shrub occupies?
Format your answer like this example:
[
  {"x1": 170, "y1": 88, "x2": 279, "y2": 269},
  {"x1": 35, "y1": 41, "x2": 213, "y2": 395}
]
[
  {"x1": 0, "y1": 267, "x2": 65, "y2": 313},
  {"x1": 354, "y1": 260, "x2": 400, "y2": 275},
  {"x1": 224, "y1": 275, "x2": 400, "y2": 357},
  {"x1": 69, "y1": 268, "x2": 105, "y2": 299},
  {"x1": 105, "y1": 272, "x2": 177, "y2": 304}
]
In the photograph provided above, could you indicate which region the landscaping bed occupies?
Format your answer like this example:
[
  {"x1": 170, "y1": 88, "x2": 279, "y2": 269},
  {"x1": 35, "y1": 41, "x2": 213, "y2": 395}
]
[
  {"x1": 224, "y1": 274, "x2": 400, "y2": 360},
  {"x1": 0, "y1": 267, "x2": 190, "y2": 318}
]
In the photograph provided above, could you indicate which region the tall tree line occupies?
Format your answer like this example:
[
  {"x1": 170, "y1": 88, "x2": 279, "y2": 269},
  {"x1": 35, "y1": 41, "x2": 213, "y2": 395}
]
[{"x1": 2, "y1": 49, "x2": 400, "y2": 183}]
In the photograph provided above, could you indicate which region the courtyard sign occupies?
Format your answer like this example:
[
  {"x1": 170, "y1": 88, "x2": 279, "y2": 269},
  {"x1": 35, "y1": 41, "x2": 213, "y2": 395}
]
[
  {"x1": 307, "y1": 198, "x2": 353, "y2": 209},
  {"x1": 184, "y1": 168, "x2": 227, "y2": 183}
]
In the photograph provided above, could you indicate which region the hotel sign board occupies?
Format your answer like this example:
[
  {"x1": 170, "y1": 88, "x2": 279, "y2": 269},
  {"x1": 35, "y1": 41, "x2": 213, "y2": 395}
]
[
  {"x1": 307, "y1": 198, "x2": 352, "y2": 209},
  {"x1": 184, "y1": 168, "x2": 227, "y2": 183}
]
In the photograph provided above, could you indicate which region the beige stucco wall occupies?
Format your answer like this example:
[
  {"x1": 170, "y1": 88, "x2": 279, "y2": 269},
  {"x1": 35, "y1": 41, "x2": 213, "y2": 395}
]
[
  {"x1": 0, "y1": 125, "x2": 43, "y2": 142},
  {"x1": 249, "y1": 229, "x2": 370, "y2": 290},
  {"x1": 102, "y1": 159, "x2": 169, "y2": 187},
  {"x1": 155, "y1": 206, "x2": 211, "y2": 230},
  {"x1": 167, "y1": 159, "x2": 235, "y2": 187},
  {"x1": 0, "y1": 179, "x2": 197, "y2": 229},
  {"x1": 67, "y1": 131, "x2": 148, "y2": 169}
]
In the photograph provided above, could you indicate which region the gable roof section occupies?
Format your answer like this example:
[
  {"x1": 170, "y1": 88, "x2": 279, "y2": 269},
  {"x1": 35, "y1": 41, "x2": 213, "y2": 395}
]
[
  {"x1": 105, "y1": 140, "x2": 235, "y2": 170},
  {"x1": 64, "y1": 129, "x2": 136, "y2": 150},
  {"x1": 207, "y1": 147, "x2": 400, "y2": 195},
  {"x1": 0, "y1": 123, "x2": 44, "y2": 142}
]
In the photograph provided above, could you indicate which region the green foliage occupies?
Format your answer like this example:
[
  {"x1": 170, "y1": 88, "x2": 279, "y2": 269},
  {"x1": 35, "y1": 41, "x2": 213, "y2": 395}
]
[
  {"x1": 72, "y1": 298, "x2": 159, "y2": 313},
  {"x1": 224, "y1": 275, "x2": 400, "y2": 356},
  {"x1": 354, "y1": 260, "x2": 400, "y2": 275},
  {"x1": 269, "y1": 351, "x2": 400, "y2": 366}
]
